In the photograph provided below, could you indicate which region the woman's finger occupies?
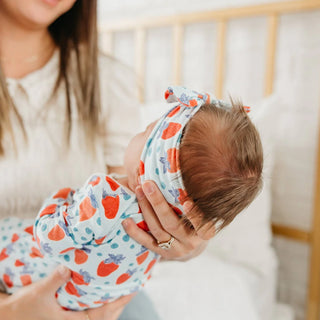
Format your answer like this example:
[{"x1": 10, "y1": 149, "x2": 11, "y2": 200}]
[
  {"x1": 135, "y1": 185, "x2": 171, "y2": 242},
  {"x1": 183, "y1": 201, "x2": 216, "y2": 241},
  {"x1": 122, "y1": 218, "x2": 166, "y2": 255},
  {"x1": 122, "y1": 218, "x2": 185, "y2": 258},
  {"x1": 39, "y1": 265, "x2": 71, "y2": 294},
  {"x1": 140, "y1": 181, "x2": 190, "y2": 241}
]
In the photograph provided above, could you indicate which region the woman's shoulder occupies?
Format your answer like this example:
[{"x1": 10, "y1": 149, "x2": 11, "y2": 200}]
[
  {"x1": 98, "y1": 51, "x2": 139, "y2": 89},
  {"x1": 98, "y1": 51, "x2": 140, "y2": 111},
  {"x1": 98, "y1": 52, "x2": 133, "y2": 77}
]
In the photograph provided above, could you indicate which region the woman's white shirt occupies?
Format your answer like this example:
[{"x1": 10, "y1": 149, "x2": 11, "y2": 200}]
[{"x1": 1, "y1": 50, "x2": 141, "y2": 219}]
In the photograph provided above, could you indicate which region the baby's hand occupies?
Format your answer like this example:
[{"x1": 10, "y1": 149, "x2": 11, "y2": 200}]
[{"x1": 122, "y1": 181, "x2": 215, "y2": 261}]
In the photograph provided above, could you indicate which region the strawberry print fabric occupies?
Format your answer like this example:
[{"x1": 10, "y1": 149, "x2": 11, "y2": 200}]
[
  {"x1": 139, "y1": 85, "x2": 233, "y2": 215},
  {"x1": 0, "y1": 173, "x2": 158, "y2": 310},
  {"x1": 0, "y1": 86, "x2": 243, "y2": 311}
]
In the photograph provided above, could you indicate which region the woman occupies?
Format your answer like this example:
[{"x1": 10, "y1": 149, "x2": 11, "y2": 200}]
[{"x1": 0, "y1": 1, "x2": 210, "y2": 319}]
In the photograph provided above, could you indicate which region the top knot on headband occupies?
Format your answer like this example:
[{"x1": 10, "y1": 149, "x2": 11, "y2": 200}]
[{"x1": 139, "y1": 86, "x2": 250, "y2": 215}]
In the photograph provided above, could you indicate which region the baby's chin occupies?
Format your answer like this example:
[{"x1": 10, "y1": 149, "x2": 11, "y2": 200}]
[{"x1": 127, "y1": 173, "x2": 140, "y2": 192}]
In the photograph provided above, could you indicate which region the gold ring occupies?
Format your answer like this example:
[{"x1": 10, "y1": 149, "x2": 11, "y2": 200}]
[{"x1": 157, "y1": 236, "x2": 175, "y2": 250}]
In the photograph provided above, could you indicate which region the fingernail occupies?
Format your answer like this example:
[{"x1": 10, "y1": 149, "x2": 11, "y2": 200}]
[
  {"x1": 143, "y1": 181, "x2": 155, "y2": 195},
  {"x1": 122, "y1": 218, "x2": 132, "y2": 228},
  {"x1": 57, "y1": 265, "x2": 69, "y2": 279},
  {"x1": 135, "y1": 186, "x2": 145, "y2": 200},
  {"x1": 183, "y1": 201, "x2": 193, "y2": 212}
]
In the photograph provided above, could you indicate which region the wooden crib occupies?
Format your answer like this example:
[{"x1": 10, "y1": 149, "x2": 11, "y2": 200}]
[{"x1": 99, "y1": 1, "x2": 320, "y2": 319}]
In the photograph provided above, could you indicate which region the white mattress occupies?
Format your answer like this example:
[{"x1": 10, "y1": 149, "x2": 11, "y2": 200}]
[{"x1": 145, "y1": 249, "x2": 292, "y2": 320}]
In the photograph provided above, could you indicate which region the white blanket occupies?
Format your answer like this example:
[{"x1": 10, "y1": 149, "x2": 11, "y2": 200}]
[{"x1": 145, "y1": 251, "x2": 276, "y2": 320}]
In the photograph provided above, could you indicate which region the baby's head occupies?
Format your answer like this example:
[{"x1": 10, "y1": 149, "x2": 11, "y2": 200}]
[{"x1": 124, "y1": 86, "x2": 263, "y2": 232}]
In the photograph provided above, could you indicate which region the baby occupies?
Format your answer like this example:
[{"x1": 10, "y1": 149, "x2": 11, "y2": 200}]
[{"x1": 0, "y1": 86, "x2": 263, "y2": 310}]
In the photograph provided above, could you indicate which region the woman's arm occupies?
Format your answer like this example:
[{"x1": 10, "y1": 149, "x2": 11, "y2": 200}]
[
  {"x1": 0, "y1": 265, "x2": 133, "y2": 320},
  {"x1": 123, "y1": 181, "x2": 215, "y2": 261}
]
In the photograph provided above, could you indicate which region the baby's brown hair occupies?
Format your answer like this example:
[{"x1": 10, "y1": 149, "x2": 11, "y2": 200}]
[{"x1": 179, "y1": 102, "x2": 263, "y2": 231}]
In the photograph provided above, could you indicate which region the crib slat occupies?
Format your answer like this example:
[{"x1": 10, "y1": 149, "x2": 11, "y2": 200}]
[
  {"x1": 99, "y1": 0, "x2": 320, "y2": 32},
  {"x1": 215, "y1": 20, "x2": 226, "y2": 99},
  {"x1": 100, "y1": 31, "x2": 114, "y2": 55},
  {"x1": 272, "y1": 224, "x2": 311, "y2": 243},
  {"x1": 265, "y1": 15, "x2": 278, "y2": 96},
  {"x1": 135, "y1": 28, "x2": 146, "y2": 103},
  {"x1": 173, "y1": 24, "x2": 184, "y2": 85},
  {"x1": 306, "y1": 121, "x2": 320, "y2": 320}
]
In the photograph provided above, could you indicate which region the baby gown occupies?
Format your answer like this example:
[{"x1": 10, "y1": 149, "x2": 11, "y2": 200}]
[{"x1": 0, "y1": 173, "x2": 158, "y2": 310}]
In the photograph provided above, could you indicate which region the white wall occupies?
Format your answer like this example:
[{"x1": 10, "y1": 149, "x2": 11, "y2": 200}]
[{"x1": 98, "y1": 1, "x2": 320, "y2": 319}]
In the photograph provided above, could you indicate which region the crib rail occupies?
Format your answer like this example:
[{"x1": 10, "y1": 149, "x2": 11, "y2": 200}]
[{"x1": 99, "y1": 1, "x2": 320, "y2": 319}]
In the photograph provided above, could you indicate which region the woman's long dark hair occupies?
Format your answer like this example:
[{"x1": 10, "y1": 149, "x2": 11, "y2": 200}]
[{"x1": 0, "y1": 0, "x2": 100, "y2": 155}]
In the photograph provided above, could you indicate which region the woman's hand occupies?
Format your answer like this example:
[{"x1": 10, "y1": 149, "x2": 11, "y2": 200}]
[
  {"x1": 122, "y1": 181, "x2": 216, "y2": 261},
  {"x1": 0, "y1": 265, "x2": 134, "y2": 320}
]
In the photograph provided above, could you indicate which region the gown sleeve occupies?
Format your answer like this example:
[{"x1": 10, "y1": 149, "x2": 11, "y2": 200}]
[{"x1": 34, "y1": 173, "x2": 124, "y2": 256}]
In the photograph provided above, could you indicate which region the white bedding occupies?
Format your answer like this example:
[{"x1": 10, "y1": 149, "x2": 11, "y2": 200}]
[{"x1": 145, "y1": 249, "x2": 277, "y2": 320}]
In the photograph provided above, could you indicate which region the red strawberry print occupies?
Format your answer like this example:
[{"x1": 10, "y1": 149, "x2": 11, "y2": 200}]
[
  {"x1": 79, "y1": 196, "x2": 97, "y2": 222},
  {"x1": 167, "y1": 105, "x2": 181, "y2": 117},
  {"x1": 48, "y1": 224, "x2": 65, "y2": 241},
  {"x1": 161, "y1": 122, "x2": 182, "y2": 140},
  {"x1": 178, "y1": 188, "x2": 187, "y2": 205},
  {"x1": 188, "y1": 99, "x2": 198, "y2": 107},
  {"x1": 137, "y1": 221, "x2": 149, "y2": 232},
  {"x1": 102, "y1": 195, "x2": 120, "y2": 220},
  {"x1": 164, "y1": 89, "x2": 173, "y2": 100},
  {"x1": 65, "y1": 281, "x2": 81, "y2": 297},
  {"x1": 94, "y1": 299, "x2": 109, "y2": 305},
  {"x1": 72, "y1": 271, "x2": 88, "y2": 285},
  {"x1": 59, "y1": 247, "x2": 74, "y2": 254},
  {"x1": 116, "y1": 269, "x2": 136, "y2": 285},
  {"x1": 89, "y1": 176, "x2": 101, "y2": 187},
  {"x1": 94, "y1": 235, "x2": 106, "y2": 245},
  {"x1": 167, "y1": 148, "x2": 179, "y2": 173},
  {"x1": 139, "y1": 160, "x2": 145, "y2": 176},
  {"x1": 15, "y1": 259, "x2": 25, "y2": 267},
  {"x1": 62, "y1": 210, "x2": 68, "y2": 225},
  {"x1": 3, "y1": 274, "x2": 13, "y2": 288},
  {"x1": 30, "y1": 246, "x2": 44, "y2": 258},
  {"x1": 24, "y1": 225, "x2": 33, "y2": 235},
  {"x1": 97, "y1": 254, "x2": 125, "y2": 277},
  {"x1": 243, "y1": 106, "x2": 250, "y2": 113},
  {"x1": 11, "y1": 233, "x2": 19, "y2": 243},
  {"x1": 136, "y1": 251, "x2": 149, "y2": 265},
  {"x1": 106, "y1": 176, "x2": 120, "y2": 191},
  {"x1": 74, "y1": 249, "x2": 88, "y2": 264},
  {"x1": 144, "y1": 258, "x2": 157, "y2": 274},
  {"x1": 77, "y1": 301, "x2": 89, "y2": 308},
  {"x1": 0, "y1": 248, "x2": 9, "y2": 261},
  {"x1": 197, "y1": 93, "x2": 210, "y2": 104},
  {"x1": 53, "y1": 188, "x2": 73, "y2": 200},
  {"x1": 39, "y1": 204, "x2": 58, "y2": 218},
  {"x1": 20, "y1": 274, "x2": 32, "y2": 286},
  {"x1": 35, "y1": 235, "x2": 41, "y2": 247}
]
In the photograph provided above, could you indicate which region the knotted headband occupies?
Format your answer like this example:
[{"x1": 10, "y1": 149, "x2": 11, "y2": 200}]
[{"x1": 139, "y1": 86, "x2": 248, "y2": 215}]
